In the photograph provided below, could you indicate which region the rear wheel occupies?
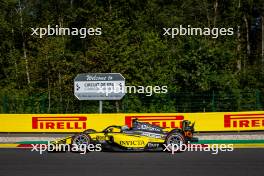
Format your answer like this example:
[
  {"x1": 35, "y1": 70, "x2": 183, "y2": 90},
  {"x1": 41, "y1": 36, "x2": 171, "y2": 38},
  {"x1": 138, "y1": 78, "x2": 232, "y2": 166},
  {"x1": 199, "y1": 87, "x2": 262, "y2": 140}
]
[{"x1": 165, "y1": 132, "x2": 185, "y2": 152}]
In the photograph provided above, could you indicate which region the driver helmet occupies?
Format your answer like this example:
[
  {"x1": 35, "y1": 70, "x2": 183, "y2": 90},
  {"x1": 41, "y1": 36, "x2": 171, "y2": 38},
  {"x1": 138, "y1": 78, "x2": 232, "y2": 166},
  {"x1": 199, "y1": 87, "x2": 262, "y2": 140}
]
[{"x1": 132, "y1": 118, "x2": 139, "y2": 124}]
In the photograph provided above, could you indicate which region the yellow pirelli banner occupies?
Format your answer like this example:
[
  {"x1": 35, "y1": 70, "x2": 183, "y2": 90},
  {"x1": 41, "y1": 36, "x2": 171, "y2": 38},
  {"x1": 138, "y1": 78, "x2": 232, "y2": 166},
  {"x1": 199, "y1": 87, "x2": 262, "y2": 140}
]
[{"x1": 0, "y1": 111, "x2": 264, "y2": 132}]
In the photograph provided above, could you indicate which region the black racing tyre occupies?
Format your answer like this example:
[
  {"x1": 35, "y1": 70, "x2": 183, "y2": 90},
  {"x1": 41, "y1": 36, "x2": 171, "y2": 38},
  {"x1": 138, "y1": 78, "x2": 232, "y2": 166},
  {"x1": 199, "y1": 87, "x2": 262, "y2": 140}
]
[
  {"x1": 71, "y1": 133, "x2": 91, "y2": 153},
  {"x1": 164, "y1": 132, "x2": 185, "y2": 152}
]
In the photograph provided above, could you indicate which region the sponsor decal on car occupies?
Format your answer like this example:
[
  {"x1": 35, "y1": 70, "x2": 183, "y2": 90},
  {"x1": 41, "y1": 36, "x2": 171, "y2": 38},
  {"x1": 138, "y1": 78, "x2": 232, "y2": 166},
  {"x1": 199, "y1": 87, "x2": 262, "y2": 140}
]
[
  {"x1": 147, "y1": 143, "x2": 160, "y2": 148},
  {"x1": 32, "y1": 116, "x2": 87, "y2": 129},
  {"x1": 125, "y1": 115, "x2": 184, "y2": 128},
  {"x1": 96, "y1": 136, "x2": 106, "y2": 141},
  {"x1": 224, "y1": 114, "x2": 264, "y2": 128},
  {"x1": 141, "y1": 132, "x2": 164, "y2": 139},
  {"x1": 120, "y1": 140, "x2": 145, "y2": 146},
  {"x1": 137, "y1": 124, "x2": 161, "y2": 131}
]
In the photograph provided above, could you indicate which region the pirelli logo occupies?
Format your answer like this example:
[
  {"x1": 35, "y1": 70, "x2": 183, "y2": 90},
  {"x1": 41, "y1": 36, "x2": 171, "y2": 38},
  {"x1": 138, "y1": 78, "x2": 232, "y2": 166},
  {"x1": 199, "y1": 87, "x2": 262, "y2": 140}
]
[
  {"x1": 125, "y1": 115, "x2": 184, "y2": 128},
  {"x1": 224, "y1": 114, "x2": 264, "y2": 128},
  {"x1": 32, "y1": 116, "x2": 87, "y2": 130}
]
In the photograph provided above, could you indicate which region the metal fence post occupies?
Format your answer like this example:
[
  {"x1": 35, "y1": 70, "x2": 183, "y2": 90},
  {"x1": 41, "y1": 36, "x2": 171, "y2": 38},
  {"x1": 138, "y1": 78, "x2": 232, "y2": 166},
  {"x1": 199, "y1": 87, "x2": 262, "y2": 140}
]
[
  {"x1": 211, "y1": 91, "x2": 216, "y2": 112},
  {"x1": 40, "y1": 95, "x2": 46, "y2": 113},
  {"x1": 3, "y1": 95, "x2": 8, "y2": 113},
  {"x1": 256, "y1": 89, "x2": 261, "y2": 110}
]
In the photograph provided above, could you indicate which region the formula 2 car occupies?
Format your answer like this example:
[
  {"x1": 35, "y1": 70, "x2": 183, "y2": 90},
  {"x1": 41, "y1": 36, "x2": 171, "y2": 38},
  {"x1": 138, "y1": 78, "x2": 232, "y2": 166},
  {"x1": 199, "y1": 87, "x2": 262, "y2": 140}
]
[{"x1": 53, "y1": 119, "x2": 198, "y2": 152}]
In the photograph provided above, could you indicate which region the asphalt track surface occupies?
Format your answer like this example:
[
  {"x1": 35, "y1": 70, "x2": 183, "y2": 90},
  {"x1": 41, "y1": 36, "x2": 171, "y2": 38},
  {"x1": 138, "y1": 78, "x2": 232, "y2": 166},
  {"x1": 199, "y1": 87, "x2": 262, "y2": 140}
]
[{"x1": 0, "y1": 149, "x2": 263, "y2": 176}]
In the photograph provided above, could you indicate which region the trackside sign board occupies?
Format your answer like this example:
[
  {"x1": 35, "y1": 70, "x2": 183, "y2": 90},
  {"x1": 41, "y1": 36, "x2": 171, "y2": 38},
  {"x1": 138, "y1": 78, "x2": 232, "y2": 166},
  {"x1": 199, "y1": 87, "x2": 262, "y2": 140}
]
[
  {"x1": 0, "y1": 111, "x2": 264, "y2": 132},
  {"x1": 74, "y1": 73, "x2": 125, "y2": 100}
]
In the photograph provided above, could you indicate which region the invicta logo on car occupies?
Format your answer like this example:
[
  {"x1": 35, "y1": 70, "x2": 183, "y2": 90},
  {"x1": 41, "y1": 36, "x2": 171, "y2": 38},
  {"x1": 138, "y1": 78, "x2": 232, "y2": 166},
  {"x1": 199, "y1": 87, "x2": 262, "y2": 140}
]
[
  {"x1": 119, "y1": 140, "x2": 145, "y2": 146},
  {"x1": 32, "y1": 116, "x2": 87, "y2": 129}
]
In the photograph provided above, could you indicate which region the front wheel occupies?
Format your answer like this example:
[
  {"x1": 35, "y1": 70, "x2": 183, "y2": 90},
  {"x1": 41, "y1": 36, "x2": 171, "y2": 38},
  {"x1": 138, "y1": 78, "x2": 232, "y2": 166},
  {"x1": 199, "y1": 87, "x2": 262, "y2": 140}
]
[{"x1": 71, "y1": 133, "x2": 91, "y2": 152}]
